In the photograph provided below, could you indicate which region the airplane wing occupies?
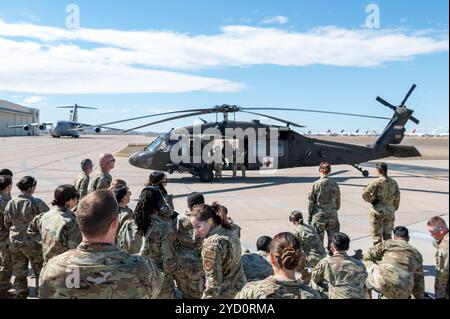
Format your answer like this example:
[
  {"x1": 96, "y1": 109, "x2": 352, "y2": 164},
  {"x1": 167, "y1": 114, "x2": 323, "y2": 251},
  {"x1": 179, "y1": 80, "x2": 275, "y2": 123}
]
[{"x1": 8, "y1": 122, "x2": 54, "y2": 129}]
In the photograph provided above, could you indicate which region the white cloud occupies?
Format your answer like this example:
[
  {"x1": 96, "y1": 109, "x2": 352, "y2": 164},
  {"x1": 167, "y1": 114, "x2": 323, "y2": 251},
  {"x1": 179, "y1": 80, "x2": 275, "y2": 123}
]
[
  {"x1": 260, "y1": 16, "x2": 289, "y2": 25},
  {"x1": 0, "y1": 19, "x2": 448, "y2": 95},
  {"x1": 23, "y1": 96, "x2": 46, "y2": 105}
]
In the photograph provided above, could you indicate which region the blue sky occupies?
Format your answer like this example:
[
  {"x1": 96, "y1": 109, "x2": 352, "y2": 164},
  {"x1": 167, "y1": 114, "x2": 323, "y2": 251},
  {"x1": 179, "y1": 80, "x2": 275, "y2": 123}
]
[{"x1": 0, "y1": 0, "x2": 448, "y2": 133}]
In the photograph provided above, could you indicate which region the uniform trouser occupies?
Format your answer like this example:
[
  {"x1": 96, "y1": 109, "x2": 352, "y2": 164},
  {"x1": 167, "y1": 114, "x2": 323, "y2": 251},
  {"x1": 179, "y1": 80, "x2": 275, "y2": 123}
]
[
  {"x1": 364, "y1": 261, "x2": 412, "y2": 299},
  {"x1": 311, "y1": 211, "x2": 340, "y2": 248},
  {"x1": 158, "y1": 273, "x2": 176, "y2": 299},
  {"x1": 0, "y1": 239, "x2": 13, "y2": 293},
  {"x1": 232, "y1": 164, "x2": 246, "y2": 178},
  {"x1": 9, "y1": 241, "x2": 43, "y2": 298},
  {"x1": 370, "y1": 208, "x2": 395, "y2": 246},
  {"x1": 174, "y1": 269, "x2": 204, "y2": 299},
  {"x1": 214, "y1": 164, "x2": 223, "y2": 179}
]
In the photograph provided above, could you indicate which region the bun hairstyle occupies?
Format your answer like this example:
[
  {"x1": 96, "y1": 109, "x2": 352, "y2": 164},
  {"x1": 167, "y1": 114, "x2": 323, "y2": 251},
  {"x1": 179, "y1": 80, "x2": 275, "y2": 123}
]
[
  {"x1": 0, "y1": 175, "x2": 13, "y2": 191},
  {"x1": 17, "y1": 176, "x2": 37, "y2": 192},
  {"x1": 191, "y1": 203, "x2": 231, "y2": 230},
  {"x1": 112, "y1": 186, "x2": 129, "y2": 203},
  {"x1": 148, "y1": 171, "x2": 167, "y2": 195},
  {"x1": 270, "y1": 232, "x2": 302, "y2": 270},
  {"x1": 134, "y1": 186, "x2": 164, "y2": 236},
  {"x1": 289, "y1": 210, "x2": 304, "y2": 224},
  {"x1": 52, "y1": 185, "x2": 80, "y2": 207},
  {"x1": 376, "y1": 162, "x2": 388, "y2": 176}
]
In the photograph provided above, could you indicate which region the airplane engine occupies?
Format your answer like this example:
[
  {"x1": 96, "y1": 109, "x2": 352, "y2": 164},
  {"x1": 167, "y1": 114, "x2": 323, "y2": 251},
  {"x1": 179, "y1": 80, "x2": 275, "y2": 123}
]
[
  {"x1": 38, "y1": 123, "x2": 47, "y2": 130},
  {"x1": 94, "y1": 127, "x2": 102, "y2": 133},
  {"x1": 77, "y1": 124, "x2": 84, "y2": 129},
  {"x1": 23, "y1": 124, "x2": 31, "y2": 131}
]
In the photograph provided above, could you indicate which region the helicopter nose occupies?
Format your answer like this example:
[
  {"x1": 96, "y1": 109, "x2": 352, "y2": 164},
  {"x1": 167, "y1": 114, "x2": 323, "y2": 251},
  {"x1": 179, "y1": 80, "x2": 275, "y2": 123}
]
[{"x1": 129, "y1": 152, "x2": 150, "y2": 169}]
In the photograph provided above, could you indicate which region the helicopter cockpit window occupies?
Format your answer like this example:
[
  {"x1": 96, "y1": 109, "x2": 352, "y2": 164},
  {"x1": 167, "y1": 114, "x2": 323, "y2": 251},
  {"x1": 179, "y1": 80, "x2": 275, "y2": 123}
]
[{"x1": 146, "y1": 136, "x2": 164, "y2": 152}]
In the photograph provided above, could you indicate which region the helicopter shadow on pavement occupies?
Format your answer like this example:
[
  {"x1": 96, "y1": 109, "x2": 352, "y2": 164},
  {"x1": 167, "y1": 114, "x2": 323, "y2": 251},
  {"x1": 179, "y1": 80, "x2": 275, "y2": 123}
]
[
  {"x1": 171, "y1": 170, "x2": 448, "y2": 199},
  {"x1": 172, "y1": 170, "x2": 353, "y2": 199}
]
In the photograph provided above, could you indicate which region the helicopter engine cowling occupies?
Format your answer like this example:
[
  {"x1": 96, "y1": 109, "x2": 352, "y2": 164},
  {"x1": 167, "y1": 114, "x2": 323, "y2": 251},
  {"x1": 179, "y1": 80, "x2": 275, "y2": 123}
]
[{"x1": 94, "y1": 127, "x2": 102, "y2": 134}]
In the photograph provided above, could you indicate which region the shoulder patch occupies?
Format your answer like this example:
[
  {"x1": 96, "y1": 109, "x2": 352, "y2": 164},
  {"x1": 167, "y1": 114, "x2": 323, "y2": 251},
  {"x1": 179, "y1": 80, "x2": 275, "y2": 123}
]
[
  {"x1": 204, "y1": 249, "x2": 216, "y2": 260},
  {"x1": 203, "y1": 259, "x2": 214, "y2": 272}
]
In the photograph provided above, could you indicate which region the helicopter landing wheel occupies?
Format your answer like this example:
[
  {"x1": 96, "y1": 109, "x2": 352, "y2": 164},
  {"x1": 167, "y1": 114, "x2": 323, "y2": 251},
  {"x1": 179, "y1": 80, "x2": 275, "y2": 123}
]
[
  {"x1": 351, "y1": 164, "x2": 369, "y2": 177},
  {"x1": 199, "y1": 168, "x2": 214, "y2": 183}
]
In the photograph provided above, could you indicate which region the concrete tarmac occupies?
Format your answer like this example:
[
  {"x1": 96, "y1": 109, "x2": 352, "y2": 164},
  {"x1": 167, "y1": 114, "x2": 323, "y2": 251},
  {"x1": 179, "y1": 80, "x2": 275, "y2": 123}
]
[{"x1": 1, "y1": 134, "x2": 448, "y2": 297}]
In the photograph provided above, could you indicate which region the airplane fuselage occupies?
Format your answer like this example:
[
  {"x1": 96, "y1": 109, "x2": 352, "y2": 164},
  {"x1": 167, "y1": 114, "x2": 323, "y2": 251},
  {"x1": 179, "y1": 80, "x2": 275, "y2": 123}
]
[{"x1": 51, "y1": 121, "x2": 81, "y2": 138}]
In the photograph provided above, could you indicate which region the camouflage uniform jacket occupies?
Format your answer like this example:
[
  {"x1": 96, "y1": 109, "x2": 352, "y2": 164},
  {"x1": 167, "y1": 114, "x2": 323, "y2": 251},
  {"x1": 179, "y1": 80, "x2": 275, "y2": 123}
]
[
  {"x1": 294, "y1": 223, "x2": 327, "y2": 268},
  {"x1": 0, "y1": 192, "x2": 12, "y2": 242},
  {"x1": 201, "y1": 225, "x2": 247, "y2": 299},
  {"x1": 308, "y1": 176, "x2": 341, "y2": 219},
  {"x1": 434, "y1": 233, "x2": 449, "y2": 299},
  {"x1": 236, "y1": 276, "x2": 322, "y2": 299},
  {"x1": 87, "y1": 169, "x2": 112, "y2": 193},
  {"x1": 117, "y1": 206, "x2": 133, "y2": 235},
  {"x1": 74, "y1": 172, "x2": 90, "y2": 199},
  {"x1": 39, "y1": 242, "x2": 163, "y2": 299},
  {"x1": 241, "y1": 252, "x2": 274, "y2": 282},
  {"x1": 28, "y1": 206, "x2": 82, "y2": 263},
  {"x1": 117, "y1": 218, "x2": 142, "y2": 255},
  {"x1": 4, "y1": 194, "x2": 49, "y2": 244},
  {"x1": 140, "y1": 216, "x2": 177, "y2": 275},
  {"x1": 174, "y1": 214, "x2": 203, "y2": 270},
  {"x1": 363, "y1": 239, "x2": 424, "y2": 299},
  {"x1": 362, "y1": 176, "x2": 400, "y2": 212},
  {"x1": 311, "y1": 252, "x2": 367, "y2": 299}
]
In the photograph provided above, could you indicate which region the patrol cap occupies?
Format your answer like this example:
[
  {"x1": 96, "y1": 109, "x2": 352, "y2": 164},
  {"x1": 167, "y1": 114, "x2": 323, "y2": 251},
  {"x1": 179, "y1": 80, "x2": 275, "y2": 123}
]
[{"x1": 81, "y1": 159, "x2": 93, "y2": 169}]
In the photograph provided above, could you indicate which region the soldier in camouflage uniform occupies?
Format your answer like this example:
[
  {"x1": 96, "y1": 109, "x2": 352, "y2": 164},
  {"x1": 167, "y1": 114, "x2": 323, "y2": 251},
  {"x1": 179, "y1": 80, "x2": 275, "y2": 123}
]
[
  {"x1": 0, "y1": 175, "x2": 13, "y2": 298},
  {"x1": 212, "y1": 146, "x2": 223, "y2": 180},
  {"x1": 362, "y1": 162, "x2": 400, "y2": 246},
  {"x1": 190, "y1": 203, "x2": 247, "y2": 299},
  {"x1": 87, "y1": 154, "x2": 115, "y2": 193},
  {"x1": 112, "y1": 186, "x2": 133, "y2": 237},
  {"x1": 308, "y1": 162, "x2": 341, "y2": 251},
  {"x1": 236, "y1": 232, "x2": 321, "y2": 299},
  {"x1": 73, "y1": 159, "x2": 93, "y2": 199},
  {"x1": 134, "y1": 186, "x2": 178, "y2": 299},
  {"x1": 427, "y1": 216, "x2": 449, "y2": 299},
  {"x1": 311, "y1": 232, "x2": 367, "y2": 299},
  {"x1": 241, "y1": 237, "x2": 274, "y2": 282},
  {"x1": 290, "y1": 211, "x2": 326, "y2": 283},
  {"x1": 173, "y1": 193, "x2": 205, "y2": 299},
  {"x1": 27, "y1": 185, "x2": 82, "y2": 264},
  {"x1": 363, "y1": 226, "x2": 424, "y2": 299},
  {"x1": 4, "y1": 176, "x2": 49, "y2": 298},
  {"x1": 147, "y1": 172, "x2": 176, "y2": 222},
  {"x1": 39, "y1": 190, "x2": 163, "y2": 299},
  {"x1": 256, "y1": 236, "x2": 272, "y2": 263}
]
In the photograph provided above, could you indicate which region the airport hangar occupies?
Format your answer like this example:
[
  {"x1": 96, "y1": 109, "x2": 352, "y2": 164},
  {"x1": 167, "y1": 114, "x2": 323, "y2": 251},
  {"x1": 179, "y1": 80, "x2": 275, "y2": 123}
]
[{"x1": 0, "y1": 100, "x2": 40, "y2": 137}]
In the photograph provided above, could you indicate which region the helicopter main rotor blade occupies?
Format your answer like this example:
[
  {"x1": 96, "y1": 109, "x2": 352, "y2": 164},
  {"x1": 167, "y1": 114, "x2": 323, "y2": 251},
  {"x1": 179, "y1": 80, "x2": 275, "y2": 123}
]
[
  {"x1": 121, "y1": 110, "x2": 211, "y2": 133},
  {"x1": 243, "y1": 107, "x2": 391, "y2": 120},
  {"x1": 400, "y1": 84, "x2": 417, "y2": 107},
  {"x1": 375, "y1": 97, "x2": 397, "y2": 111},
  {"x1": 79, "y1": 108, "x2": 210, "y2": 131},
  {"x1": 241, "y1": 111, "x2": 305, "y2": 128}
]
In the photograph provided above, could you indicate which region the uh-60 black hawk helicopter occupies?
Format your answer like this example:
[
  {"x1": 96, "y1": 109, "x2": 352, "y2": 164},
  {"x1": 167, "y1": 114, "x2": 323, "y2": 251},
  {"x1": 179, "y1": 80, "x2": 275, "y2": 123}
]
[{"x1": 100, "y1": 84, "x2": 421, "y2": 182}]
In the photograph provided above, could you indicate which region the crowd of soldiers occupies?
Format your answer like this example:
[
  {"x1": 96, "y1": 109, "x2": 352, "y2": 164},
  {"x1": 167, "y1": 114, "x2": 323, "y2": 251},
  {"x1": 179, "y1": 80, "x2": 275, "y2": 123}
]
[{"x1": 0, "y1": 157, "x2": 448, "y2": 299}]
